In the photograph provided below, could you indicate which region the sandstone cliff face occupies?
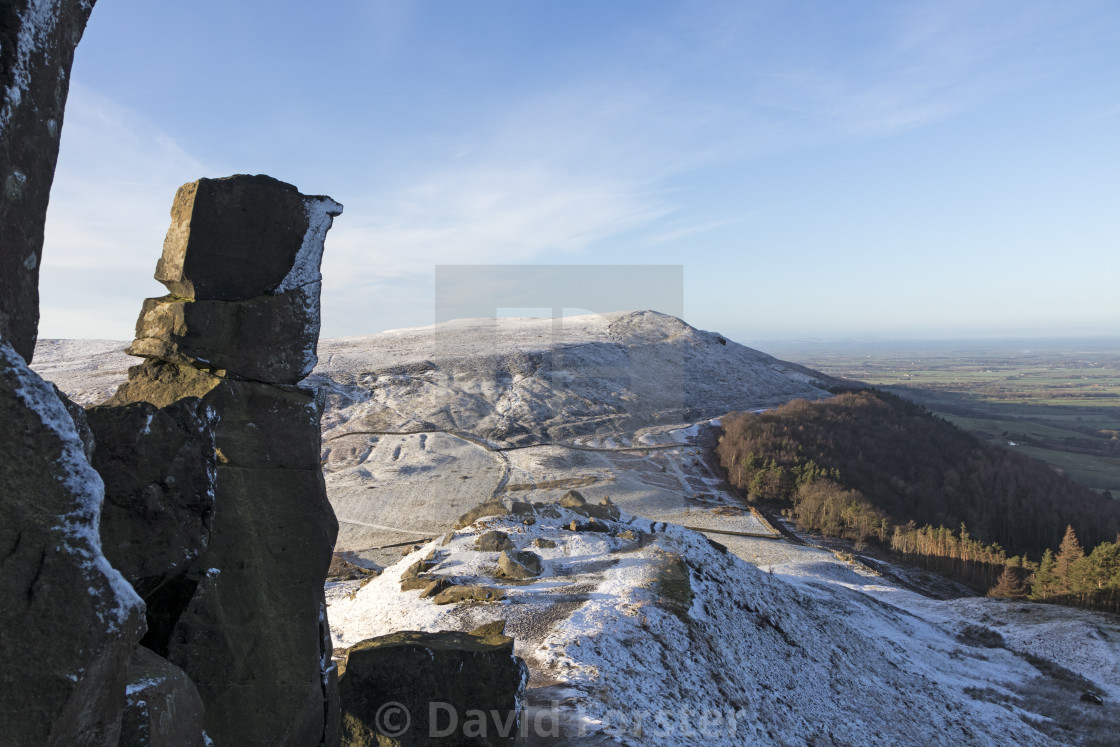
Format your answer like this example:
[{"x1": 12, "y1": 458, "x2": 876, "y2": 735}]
[
  {"x1": 108, "y1": 174, "x2": 343, "y2": 747},
  {"x1": 0, "y1": 0, "x2": 97, "y2": 363}
]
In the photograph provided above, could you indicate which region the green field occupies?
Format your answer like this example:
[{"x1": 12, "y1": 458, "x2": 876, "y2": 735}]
[{"x1": 762, "y1": 339, "x2": 1120, "y2": 495}]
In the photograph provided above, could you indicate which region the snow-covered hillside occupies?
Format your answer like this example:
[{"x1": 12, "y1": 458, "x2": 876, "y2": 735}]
[{"x1": 34, "y1": 311, "x2": 1120, "y2": 746}]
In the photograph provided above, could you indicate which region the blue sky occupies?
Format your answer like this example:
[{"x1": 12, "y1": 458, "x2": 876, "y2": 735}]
[{"x1": 40, "y1": 0, "x2": 1120, "y2": 344}]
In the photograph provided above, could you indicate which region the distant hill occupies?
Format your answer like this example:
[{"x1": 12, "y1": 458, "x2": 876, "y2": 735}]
[{"x1": 717, "y1": 389, "x2": 1120, "y2": 559}]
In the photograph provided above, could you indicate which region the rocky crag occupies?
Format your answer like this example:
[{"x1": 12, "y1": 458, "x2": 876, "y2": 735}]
[
  {"x1": 0, "y1": 0, "x2": 96, "y2": 363},
  {"x1": 105, "y1": 174, "x2": 344, "y2": 745}
]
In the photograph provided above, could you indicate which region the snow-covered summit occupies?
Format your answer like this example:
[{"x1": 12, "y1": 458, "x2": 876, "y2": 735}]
[{"x1": 312, "y1": 310, "x2": 836, "y2": 448}]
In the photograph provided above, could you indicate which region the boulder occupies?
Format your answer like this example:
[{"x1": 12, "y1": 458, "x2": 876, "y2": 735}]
[
  {"x1": 476, "y1": 530, "x2": 514, "y2": 553},
  {"x1": 0, "y1": 0, "x2": 97, "y2": 362},
  {"x1": 496, "y1": 550, "x2": 542, "y2": 580},
  {"x1": 0, "y1": 338, "x2": 146, "y2": 746},
  {"x1": 431, "y1": 585, "x2": 506, "y2": 606},
  {"x1": 118, "y1": 646, "x2": 207, "y2": 747},
  {"x1": 557, "y1": 490, "x2": 586, "y2": 509},
  {"x1": 338, "y1": 630, "x2": 528, "y2": 746},
  {"x1": 127, "y1": 284, "x2": 322, "y2": 385},
  {"x1": 86, "y1": 399, "x2": 217, "y2": 599},
  {"x1": 154, "y1": 175, "x2": 342, "y2": 301},
  {"x1": 454, "y1": 499, "x2": 510, "y2": 529}
]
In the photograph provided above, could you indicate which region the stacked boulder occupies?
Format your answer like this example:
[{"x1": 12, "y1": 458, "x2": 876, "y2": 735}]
[{"x1": 107, "y1": 174, "x2": 344, "y2": 746}]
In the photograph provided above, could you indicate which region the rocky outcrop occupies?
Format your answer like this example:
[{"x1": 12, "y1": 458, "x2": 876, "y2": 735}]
[
  {"x1": 0, "y1": 337, "x2": 146, "y2": 746},
  {"x1": 107, "y1": 175, "x2": 343, "y2": 746},
  {"x1": 338, "y1": 628, "x2": 528, "y2": 746},
  {"x1": 86, "y1": 399, "x2": 217, "y2": 599},
  {"x1": 125, "y1": 175, "x2": 341, "y2": 384},
  {"x1": 118, "y1": 646, "x2": 207, "y2": 747},
  {"x1": 0, "y1": 0, "x2": 97, "y2": 363}
]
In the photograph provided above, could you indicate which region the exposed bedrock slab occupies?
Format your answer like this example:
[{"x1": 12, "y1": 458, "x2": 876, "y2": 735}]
[
  {"x1": 154, "y1": 174, "x2": 342, "y2": 302},
  {"x1": 0, "y1": 338, "x2": 145, "y2": 746},
  {"x1": 107, "y1": 359, "x2": 322, "y2": 470},
  {"x1": 118, "y1": 646, "x2": 207, "y2": 747},
  {"x1": 86, "y1": 398, "x2": 218, "y2": 599},
  {"x1": 338, "y1": 629, "x2": 528, "y2": 746},
  {"x1": 128, "y1": 284, "x2": 322, "y2": 384},
  {"x1": 0, "y1": 0, "x2": 97, "y2": 363}
]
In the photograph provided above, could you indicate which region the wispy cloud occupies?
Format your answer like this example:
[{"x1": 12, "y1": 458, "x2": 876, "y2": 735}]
[{"x1": 39, "y1": 85, "x2": 213, "y2": 338}]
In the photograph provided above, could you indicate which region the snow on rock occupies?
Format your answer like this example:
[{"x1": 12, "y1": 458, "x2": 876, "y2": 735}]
[
  {"x1": 2, "y1": 338, "x2": 142, "y2": 628},
  {"x1": 275, "y1": 196, "x2": 344, "y2": 293},
  {"x1": 329, "y1": 502, "x2": 1057, "y2": 746}
]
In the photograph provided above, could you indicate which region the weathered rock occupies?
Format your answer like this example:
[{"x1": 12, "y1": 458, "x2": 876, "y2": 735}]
[
  {"x1": 509, "y1": 501, "x2": 534, "y2": 516},
  {"x1": 496, "y1": 550, "x2": 542, "y2": 580},
  {"x1": 454, "y1": 499, "x2": 510, "y2": 529},
  {"x1": 154, "y1": 175, "x2": 342, "y2": 302},
  {"x1": 469, "y1": 620, "x2": 506, "y2": 638},
  {"x1": 399, "y1": 576, "x2": 435, "y2": 592},
  {"x1": 106, "y1": 359, "x2": 321, "y2": 470},
  {"x1": 128, "y1": 285, "x2": 322, "y2": 385},
  {"x1": 159, "y1": 466, "x2": 337, "y2": 746},
  {"x1": 0, "y1": 0, "x2": 97, "y2": 363},
  {"x1": 338, "y1": 630, "x2": 527, "y2": 746},
  {"x1": 118, "y1": 646, "x2": 207, "y2": 747},
  {"x1": 557, "y1": 490, "x2": 586, "y2": 510},
  {"x1": 53, "y1": 383, "x2": 95, "y2": 459},
  {"x1": 476, "y1": 530, "x2": 514, "y2": 553},
  {"x1": 86, "y1": 399, "x2": 217, "y2": 599},
  {"x1": 0, "y1": 338, "x2": 146, "y2": 746},
  {"x1": 431, "y1": 585, "x2": 506, "y2": 605},
  {"x1": 104, "y1": 175, "x2": 343, "y2": 746},
  {"x1": 328, "y1": 554, "x2": 375, "y2": 582},
  {"x1": 418, "y1": 578, "x2": 453, "y2": 599}
]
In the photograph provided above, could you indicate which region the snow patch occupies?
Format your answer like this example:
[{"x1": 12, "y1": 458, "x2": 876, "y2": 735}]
[{"x1": 275, "y1": 196, "x2": 343, "y2": 293}]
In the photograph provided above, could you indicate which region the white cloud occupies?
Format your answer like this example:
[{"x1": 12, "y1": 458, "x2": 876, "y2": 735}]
[{"x1": 38, "y1": 85, "x2": 214, "y2": 338}]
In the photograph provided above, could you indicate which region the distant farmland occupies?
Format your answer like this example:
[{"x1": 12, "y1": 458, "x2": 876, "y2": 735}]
[{"x1": 764, "y1": 338, "x2": 1120, "y2": 496}]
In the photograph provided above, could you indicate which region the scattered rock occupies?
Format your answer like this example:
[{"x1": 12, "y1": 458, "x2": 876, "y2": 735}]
[
  {"x1": 118, "y1": 646, "x2": 207, "y2": 747},
  {"x1": 338, "y1": 630, "x2": 527, "y2": 746},
  {"x1": 1080, "y1": 690, "x2": 1104, "y2": 706},
  {"x1": 476, "y1": 530, "x2": 515, "y2": 553},
  {"x1": 401, "y1": 557, "x2": 440, "y2": 580},
  {"x1": 533, "y1": 538, "x2": 557, "y2": 549},
  {"x1": 497, "y1": 550, "x2": 543, "y2": 580},
  {"x1": 469, "y1": 620, "x2": 507, "y2": 638},
  {"x1": 400, "y1": 577, "x2": 435, "y2": 593},
  {"x1": 432, "y1": 585, "x2": 506, "y2": 605},
  {"x1": 419, "y1": 578, "x2": 453, "y2": 599},
  {"x1": 454, "y1": 499, "x2": 511, "y2": 529},
  {"x1": 558, "y1": 490, "x2": 587, "y2": 509},
  {"x1": 328, "y1": 554, "x2": 376, "y2": 582},
  {"x1": 510, "y1": 501, "x2": 535, "y2": 516}
]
